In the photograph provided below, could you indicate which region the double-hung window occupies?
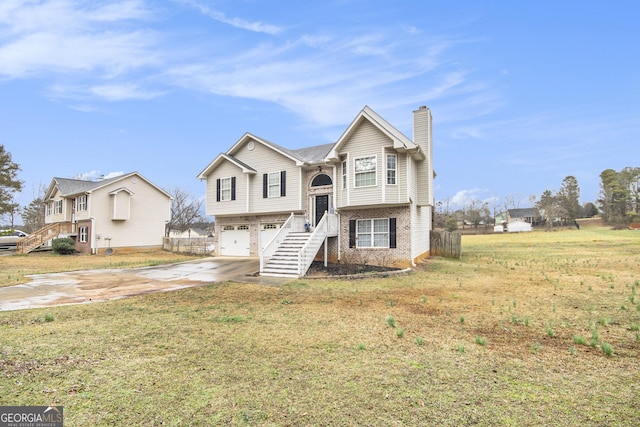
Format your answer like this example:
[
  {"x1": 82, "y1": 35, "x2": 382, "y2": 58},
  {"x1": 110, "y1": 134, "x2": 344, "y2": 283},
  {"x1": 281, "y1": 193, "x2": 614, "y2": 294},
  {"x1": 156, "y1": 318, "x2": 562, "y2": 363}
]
[
  {"x1": 54, "y1": 200, "x2": 63, "y2": 214},
  {"x1": 46, "y1": 203, "x2": 52, "y2": 216},
  {"x1": 354, "y1": 156, "x2": 376, "y2": 187},
  {"x1": 268, "y1": 172, "x2": 281, "y2": 198},
  {"x1": 357, "y1": 218, "x2": 389, "y2": 248},
  {"x1": 386, "y1": 154, "x2": 397, "y2": 185},
  {"x1": 77, "y1": 195, "x2": 87, "y2": 211},
  {"x1": 220, "y1": 177, "x2": 232, "y2": 201},
  {"x1": 342, "y1": 160, "x2": 347, "y2": 189},
  {"x1": 79, "y1": 226, "x2": 88, "y2": 243}
]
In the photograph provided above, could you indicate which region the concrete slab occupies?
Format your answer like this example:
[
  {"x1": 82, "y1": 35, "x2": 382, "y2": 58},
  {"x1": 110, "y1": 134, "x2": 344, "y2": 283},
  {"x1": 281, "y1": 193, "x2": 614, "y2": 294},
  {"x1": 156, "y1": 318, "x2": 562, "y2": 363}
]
[{"x1": 0, "y1": 257, "x2": 286, "y2": 312}]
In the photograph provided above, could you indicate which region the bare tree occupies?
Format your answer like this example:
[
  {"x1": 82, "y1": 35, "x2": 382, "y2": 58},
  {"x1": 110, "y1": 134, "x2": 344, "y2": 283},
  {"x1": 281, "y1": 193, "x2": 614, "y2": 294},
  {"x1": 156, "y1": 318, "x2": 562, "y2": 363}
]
[{"x1": 165, "y1": 188, "x2": 205, "y2": 236}]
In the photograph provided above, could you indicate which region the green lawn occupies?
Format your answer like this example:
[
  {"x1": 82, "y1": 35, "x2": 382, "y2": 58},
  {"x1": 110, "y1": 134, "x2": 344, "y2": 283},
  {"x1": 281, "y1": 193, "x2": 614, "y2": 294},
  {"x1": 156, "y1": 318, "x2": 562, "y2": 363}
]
[{"x1": 1, "y1": 228, "x2": 639, "y2": 426}]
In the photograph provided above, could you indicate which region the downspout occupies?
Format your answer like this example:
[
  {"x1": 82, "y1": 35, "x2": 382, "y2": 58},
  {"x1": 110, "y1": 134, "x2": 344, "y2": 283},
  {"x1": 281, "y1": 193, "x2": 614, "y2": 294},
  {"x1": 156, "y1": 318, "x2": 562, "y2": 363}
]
[{"x1": 90, "y1": 217, "x2": 96, "y2": 254}]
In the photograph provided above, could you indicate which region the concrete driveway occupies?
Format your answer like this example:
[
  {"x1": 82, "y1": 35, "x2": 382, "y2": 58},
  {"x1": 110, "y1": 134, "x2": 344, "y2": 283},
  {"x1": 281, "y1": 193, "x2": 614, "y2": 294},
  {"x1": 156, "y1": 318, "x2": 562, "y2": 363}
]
[{"x1": 0, "y1": 257, "x2": 284, "y2": 311}]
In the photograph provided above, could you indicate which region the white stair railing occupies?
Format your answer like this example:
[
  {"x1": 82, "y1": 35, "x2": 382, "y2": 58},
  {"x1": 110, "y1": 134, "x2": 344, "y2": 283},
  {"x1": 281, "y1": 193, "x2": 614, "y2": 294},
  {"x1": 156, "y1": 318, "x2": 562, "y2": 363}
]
[
  {"x1": 260, "y1": 213, "x2": 306, "y2": 272},
  {"x1": 297, "y1": 212, "x2": 338, "y2": 276}
]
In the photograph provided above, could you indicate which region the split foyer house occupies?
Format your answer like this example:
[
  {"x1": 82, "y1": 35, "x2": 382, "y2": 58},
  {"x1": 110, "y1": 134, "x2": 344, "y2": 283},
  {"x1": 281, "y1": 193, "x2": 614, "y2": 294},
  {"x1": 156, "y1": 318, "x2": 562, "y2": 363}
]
[
  {"x1": 17, "y1": 172, "x2": 171, "y2": 254},
  {"x1": 197, "y1": 105, "x2": 435, "y2": 278}
]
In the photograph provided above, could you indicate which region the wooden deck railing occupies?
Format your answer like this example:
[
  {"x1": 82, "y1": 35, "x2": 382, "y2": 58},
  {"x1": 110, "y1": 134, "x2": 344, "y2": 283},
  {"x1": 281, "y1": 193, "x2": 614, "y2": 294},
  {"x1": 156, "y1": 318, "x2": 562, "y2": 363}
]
[{"x1": 16, "y1": 222, "x2": 72, "y2": 254}]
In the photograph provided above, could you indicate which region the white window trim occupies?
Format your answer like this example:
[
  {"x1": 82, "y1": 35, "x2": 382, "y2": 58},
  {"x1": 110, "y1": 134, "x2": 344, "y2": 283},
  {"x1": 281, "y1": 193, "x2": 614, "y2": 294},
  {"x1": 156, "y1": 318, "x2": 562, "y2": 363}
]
[
  {"x1": 354, "y1": 156, "x2": 377, "y2": 188},
  {"x1": 220, "y1": 177, "x2": 232, "y2": 201},
  {"x1": 77, "y1": 195, "x2": 87, "y2": 211},
  {"x1": 342, "y1": 160, "x2": 347, "y2": 190},
  {"x1": 268, "y1": 171, "x2": 281, "y2": 198},
  {"x1": 79, "y1": 226, "x2": 88, "y2": 243},
  {"x1": 356, "y1": 218, "x2": 390, "y2": 248},
  {"x1": 386, "y1": 154, "x2": 397, "y2": 185},
  {"x1": 54, "y1": 200, "x2": 63, "y2": 214}
]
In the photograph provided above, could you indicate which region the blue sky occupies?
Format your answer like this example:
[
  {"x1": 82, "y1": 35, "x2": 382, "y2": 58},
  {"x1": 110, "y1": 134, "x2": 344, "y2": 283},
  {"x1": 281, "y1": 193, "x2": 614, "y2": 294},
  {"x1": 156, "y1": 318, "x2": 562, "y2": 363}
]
[{"x1": 1, "y1": 0, "x2": 639, "y2": 221}]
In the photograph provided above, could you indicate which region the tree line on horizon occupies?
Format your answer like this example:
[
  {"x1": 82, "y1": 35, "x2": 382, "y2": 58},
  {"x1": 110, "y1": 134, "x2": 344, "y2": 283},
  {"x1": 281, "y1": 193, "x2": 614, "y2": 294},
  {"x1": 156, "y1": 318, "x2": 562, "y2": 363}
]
[{"x1": 436, "y1": 168, "x2": 640, "y2": 231}]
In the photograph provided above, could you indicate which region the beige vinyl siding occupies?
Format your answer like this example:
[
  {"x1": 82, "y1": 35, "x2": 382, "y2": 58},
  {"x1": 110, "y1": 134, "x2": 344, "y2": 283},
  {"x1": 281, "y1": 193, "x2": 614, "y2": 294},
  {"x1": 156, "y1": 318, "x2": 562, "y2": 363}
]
[
  {"x1": 383, "y1": 151, "x2": 408, "y2": 204},
  {"x1": 410, "y1": 203, "x2": 431, "y2": 261},
  {"x1": 338, "y1": 121, "x2": 393, "y2": 207},
  {"x1": 413, "y1": 107, "x2": 433, "y2": 206},
  {"x1": 231, "y1": 140, "x2": 300, "y2": 213},
  {"x1": 206, "y1": 162, "x2": 248, "y2": 216},
  {"x1": 89, "y1": 177, "x2": 170, "y2": 251}
]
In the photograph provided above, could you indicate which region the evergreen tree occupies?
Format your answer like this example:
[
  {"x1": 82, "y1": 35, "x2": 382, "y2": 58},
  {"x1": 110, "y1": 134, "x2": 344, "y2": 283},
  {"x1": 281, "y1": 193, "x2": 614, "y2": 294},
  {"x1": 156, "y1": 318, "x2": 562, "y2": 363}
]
[{"x1": 0, "y1": 145, "x2": 23, "y2": 217}]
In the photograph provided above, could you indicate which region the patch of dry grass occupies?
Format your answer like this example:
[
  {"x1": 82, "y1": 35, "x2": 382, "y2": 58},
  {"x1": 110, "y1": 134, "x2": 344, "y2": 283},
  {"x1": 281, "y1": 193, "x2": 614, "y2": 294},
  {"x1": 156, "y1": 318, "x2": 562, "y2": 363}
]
[
  {"x1": 1, "y1": 228, "x2": 639, "y2": 425},
  {"x1": 0, "y1": 250, "x2": 196, "y2": 287}
]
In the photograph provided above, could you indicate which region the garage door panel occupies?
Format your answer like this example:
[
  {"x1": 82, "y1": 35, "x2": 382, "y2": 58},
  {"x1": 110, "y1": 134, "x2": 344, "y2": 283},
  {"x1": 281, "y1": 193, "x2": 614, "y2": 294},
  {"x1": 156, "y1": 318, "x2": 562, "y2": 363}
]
[
  {"x1": 260, "y1": 223, "x2": 282, "y2": 252},
  {"x1": 220, "y1": 225, "x2": 250, "y2": 256}
]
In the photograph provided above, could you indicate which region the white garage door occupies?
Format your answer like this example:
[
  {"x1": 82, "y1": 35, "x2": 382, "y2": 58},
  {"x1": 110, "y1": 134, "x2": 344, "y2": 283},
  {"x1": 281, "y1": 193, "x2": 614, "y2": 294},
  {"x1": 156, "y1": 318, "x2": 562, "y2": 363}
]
[
  {"x1": 219, "y1": 225, "x2": 250, "y2": 256},
  {"x1": 260, "y1": 223, "x2": 282, "y2": 252}
]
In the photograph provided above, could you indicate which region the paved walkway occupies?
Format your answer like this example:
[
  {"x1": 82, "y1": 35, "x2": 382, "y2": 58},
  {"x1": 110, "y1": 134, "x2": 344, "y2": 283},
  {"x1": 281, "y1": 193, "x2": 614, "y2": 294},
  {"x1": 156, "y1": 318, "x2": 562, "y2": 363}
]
[{"x1": 0, "y1": 258, "x2": 286, "y2": 311}]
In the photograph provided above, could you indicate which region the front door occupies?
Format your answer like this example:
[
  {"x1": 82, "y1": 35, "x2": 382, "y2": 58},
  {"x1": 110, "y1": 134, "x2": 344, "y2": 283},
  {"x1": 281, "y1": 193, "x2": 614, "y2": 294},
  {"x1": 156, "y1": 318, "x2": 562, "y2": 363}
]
[{"x1": 315, "y1": 195, "x2": 329, "y2": 225}]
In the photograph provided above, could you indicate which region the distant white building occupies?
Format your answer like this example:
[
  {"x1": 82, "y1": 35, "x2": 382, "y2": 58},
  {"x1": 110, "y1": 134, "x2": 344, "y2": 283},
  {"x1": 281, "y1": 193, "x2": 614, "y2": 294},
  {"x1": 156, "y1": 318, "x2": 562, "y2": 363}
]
[{"x1": 507, "y1": 221, "x2": 532, "y2": 232}]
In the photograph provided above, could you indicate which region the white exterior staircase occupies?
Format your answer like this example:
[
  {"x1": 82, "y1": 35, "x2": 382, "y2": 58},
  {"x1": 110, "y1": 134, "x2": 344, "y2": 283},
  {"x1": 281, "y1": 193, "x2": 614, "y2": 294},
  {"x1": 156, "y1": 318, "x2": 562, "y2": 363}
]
[
  {"x1": 261, "y1": 232, "x2": 312, "y2": 277},
  {"x1": 260, "y1": 212, "x2": 339, "y2": 279}
]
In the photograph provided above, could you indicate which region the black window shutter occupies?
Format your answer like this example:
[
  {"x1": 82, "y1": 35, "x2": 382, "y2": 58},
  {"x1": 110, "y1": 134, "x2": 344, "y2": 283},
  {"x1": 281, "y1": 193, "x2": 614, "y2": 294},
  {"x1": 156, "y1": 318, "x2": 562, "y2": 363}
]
[
  {"x1": 389, "y1": 218, "x2": 397, "y2": 248},
  {"x1": 231, "y1": 177, "x2": 236, "y2": 201},
  {"x1": 280, "y1": 171, "x2": 286, "y2": 197},
  {"x1": 263, "y1": 174, "x2": 268, "y2": 198},
  {"x1": 216, "y1": 179, "x2": 221, "y2": 202},
  {"x1": 349, "y1": 220, "x2": 356, "y2": 248}
]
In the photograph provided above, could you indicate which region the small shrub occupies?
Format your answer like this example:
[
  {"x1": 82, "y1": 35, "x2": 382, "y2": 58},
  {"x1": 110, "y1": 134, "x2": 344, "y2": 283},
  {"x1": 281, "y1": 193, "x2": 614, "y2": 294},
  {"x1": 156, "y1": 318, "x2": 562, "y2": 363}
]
[
  {"x1": 456, "y1": 344, "x2": 465, "y2": 354},
  {"x1": 545, "y1": 326, "x2": 556, "y2": 338},
  {"x1": 600, "y1": 342, "x2": 613, "y2": 357},
  {"x1": 572, "y1": 335, "x2": 587, "y2": 345},
  {"x1": 44, "y1": 314, "x2": 54, "y2": 322},
  {"x1": 385, "y1": 315, "x2": 396, "y2": 328},
  {"x1": 356, "y1": 343, "x2": 366, "y2": 351},
  {"x1": 52, "y1": 237, "x2": 76, "y2": 255},
  {"x1": 475, "y1": 336, "x2": 487, "y2": 346},
  {"x1": 280, "y1": 299, "x2": 292, "y2": 305},
  {"x1": 415, "y1": 336, "x2": 425, "y2": 346},
  {"x1": 459, "y1": 316, "x2": 465, "y2": 324},
  {"x1": 396, "y1": 328, "x2": 405, "y2": 338}
]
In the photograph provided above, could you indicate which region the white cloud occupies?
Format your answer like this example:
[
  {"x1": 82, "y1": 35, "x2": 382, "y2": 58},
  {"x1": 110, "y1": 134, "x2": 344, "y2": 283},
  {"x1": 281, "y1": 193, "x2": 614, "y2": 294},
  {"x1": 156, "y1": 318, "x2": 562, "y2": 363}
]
[
  {"x1": 74, "y1": 170, "x2": 125, "y2": 181},
  {"x1": 176, "y1": 0, "x2": 284, "y2": 35}
]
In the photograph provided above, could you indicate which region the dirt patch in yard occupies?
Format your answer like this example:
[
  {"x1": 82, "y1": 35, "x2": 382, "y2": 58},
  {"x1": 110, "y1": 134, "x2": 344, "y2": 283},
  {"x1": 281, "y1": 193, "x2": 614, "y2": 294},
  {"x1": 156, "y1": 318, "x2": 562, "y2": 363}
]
[{"x1": 306, "y1": 261, "x2": 402, "y2": 277}]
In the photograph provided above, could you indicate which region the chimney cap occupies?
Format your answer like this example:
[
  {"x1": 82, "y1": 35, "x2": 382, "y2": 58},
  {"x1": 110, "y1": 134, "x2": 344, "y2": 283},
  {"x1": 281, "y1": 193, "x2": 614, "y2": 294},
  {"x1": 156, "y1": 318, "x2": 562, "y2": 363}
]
[{"x1": 418, "y1": 105, "x2": 427, "y2": 110}]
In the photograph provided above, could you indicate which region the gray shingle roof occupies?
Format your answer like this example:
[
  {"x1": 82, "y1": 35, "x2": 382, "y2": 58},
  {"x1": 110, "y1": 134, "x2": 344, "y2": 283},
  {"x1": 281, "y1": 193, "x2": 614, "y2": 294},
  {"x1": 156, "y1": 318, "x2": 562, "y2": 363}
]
[
  {"x1": 291, "y1": 143, "x2": 335, "y2": 163},
  {"x1": 53, "y1": 175, "x2": 125, "y2": 196}
]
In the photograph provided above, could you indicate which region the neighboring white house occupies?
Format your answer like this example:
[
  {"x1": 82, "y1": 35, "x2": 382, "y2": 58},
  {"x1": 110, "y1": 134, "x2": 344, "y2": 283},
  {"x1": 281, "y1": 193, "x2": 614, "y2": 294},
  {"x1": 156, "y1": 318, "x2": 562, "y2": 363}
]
[
  {"x1": 197, "y1": 105, "x2": 435, "y2": 277},
  {"x1": 18, "y1": 172, "x2": 171, "y2": 254}
]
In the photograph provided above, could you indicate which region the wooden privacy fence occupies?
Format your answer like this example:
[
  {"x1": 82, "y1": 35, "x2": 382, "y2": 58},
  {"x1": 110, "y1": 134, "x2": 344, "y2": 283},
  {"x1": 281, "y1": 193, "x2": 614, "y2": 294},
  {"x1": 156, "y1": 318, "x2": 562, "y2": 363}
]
[
  {"x1": 163, "y1": 237, "x2": 215, "y2": 255},
  {"x1": 430, "y1": 231, "x2": 461, "y2": 259}
]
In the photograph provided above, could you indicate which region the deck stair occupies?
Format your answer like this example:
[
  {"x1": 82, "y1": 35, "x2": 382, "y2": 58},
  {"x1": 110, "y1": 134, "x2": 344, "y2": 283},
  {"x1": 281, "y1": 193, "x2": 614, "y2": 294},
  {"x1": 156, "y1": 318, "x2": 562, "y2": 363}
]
[{"x1": 16, "y1": 222, "x2": 72, "y2": 254}]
